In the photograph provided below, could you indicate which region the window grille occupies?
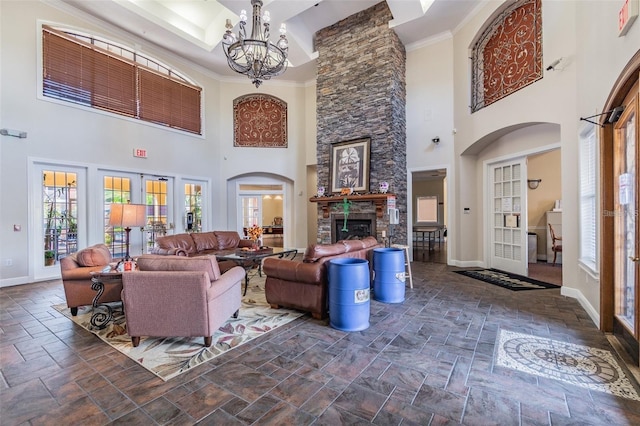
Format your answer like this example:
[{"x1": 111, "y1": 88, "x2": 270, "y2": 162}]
[
  {"x1": 42, "y1": 26, "x2": 202, "y2": 134},
  {"x1": 470, "y1": 0, "x2": 542, "y2": 113}
]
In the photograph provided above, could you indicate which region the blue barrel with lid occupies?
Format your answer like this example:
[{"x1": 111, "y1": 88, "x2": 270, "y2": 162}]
[
  {"x1": 373, "y1": 248, "x2": 406, "y2": 303},
  {"x1": 328, "y1": 258, "x2": 370, "y2": 331}
]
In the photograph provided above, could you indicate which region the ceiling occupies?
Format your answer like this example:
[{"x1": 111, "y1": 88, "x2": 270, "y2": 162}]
[{"x1": 58, "y1": 0, "x2": 481, "y2": 84}]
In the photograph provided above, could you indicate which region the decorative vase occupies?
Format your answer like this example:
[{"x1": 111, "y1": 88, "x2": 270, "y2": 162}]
[
  {"x1": 317, "y1": 186, "x2": 325, "y2": 197},
  {"x1": 251, "y1": 239, "x2": 260, "y2": 250},
  {"x1": 379, "y1": 181, "x2": 389, "y2": 193}
]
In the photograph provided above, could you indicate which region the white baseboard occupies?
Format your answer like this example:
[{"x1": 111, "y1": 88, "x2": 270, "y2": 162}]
[
  {"x1": 450, "y1": 259, "x2": 485, "y2": 268},
  {"x1": 1, "y1": 275, "x2": 34, "y2": 288},
  {"x1": 561, "y1": 286, "x2": 600, "y2": 328}
]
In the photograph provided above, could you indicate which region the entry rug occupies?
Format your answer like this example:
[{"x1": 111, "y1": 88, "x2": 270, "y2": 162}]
[
  {"x1": 54, "y1": 281, "x2": 305, "y2": 381},
  {"x1": 453, "y1": 268, "x2": 559, "y2": 291},
  {"x1": 496, "y1": 329, "x2": 640, "y2": 401}
]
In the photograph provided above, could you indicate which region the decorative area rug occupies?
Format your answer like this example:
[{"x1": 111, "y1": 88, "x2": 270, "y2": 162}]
[
  {"x1": 453, "y1": 268, "x2": 560, "y2": 291},
  {"x1": 496, "y1": 329, "x2": 640, "y2": 401},
  {"x1": 54, "y1": 279, "x2": 305, "y2": 381}
]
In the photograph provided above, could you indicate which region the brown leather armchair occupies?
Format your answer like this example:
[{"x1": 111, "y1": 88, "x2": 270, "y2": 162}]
[
  {"x1": 263, "y1": 237, "x2": 382, "y2": 319},
  {"x1": 60, "y1": 243, "x2": 120, "y2": 316}
]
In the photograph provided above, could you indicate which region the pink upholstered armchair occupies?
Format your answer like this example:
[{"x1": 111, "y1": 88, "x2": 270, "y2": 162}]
[{"x1": 121, "y1": 255, "x2": 245, "y2": 347}]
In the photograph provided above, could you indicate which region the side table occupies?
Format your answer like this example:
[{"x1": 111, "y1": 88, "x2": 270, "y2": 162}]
[{"x1": 89, "y1": 271, "x2": 123, "y2": 330}]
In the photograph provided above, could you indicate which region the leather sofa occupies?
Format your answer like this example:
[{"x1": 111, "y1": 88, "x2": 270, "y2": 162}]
[
  {"x1": 60, "y1": 243, "x2": 119, "y2": 316},
  {"x1": 150, "y1": 231, "x2": 253, "y2": 256},
  {"x1": 121, "y1": 254, "x2": 245, "y2": 347},
  {"x1": 263, "y1": 236, "x2": 383, "y2": 320},
  {"x1": 149, "y1": 231, "x2": 253, "y2": 271}
]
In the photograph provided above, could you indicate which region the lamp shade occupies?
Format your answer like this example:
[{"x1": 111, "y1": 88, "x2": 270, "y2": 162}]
[{"x1": 109, "y1": 204, "x2": 147, "y2": 228}]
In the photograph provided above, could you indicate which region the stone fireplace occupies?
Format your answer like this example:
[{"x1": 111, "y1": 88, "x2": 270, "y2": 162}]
[{"x1": 314, "y1": 2, "x2": 407, "y2": 244}]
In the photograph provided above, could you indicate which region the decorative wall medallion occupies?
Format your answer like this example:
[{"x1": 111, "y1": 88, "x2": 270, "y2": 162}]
[
  {"x1": 233, "y1": 94, "x2": 287, "y2": 147},
  {"x1": 471, "y1": 0, "x2": 542, "y2": 112},
  {"x1": 496, "y1": 329, "x2": 640, "y2": 400}
]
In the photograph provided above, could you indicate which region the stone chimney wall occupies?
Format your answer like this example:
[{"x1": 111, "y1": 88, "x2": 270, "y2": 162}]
[{"x1": 315, "y1": 2, "x2": 407, "y2": 244}]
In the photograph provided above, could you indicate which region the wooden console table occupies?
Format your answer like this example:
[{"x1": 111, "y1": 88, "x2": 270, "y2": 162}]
[{"x1": 309, "y1": 194, "x2": 395, "y2": 218}]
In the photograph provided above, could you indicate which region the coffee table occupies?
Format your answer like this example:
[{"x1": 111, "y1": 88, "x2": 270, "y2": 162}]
[
  {"x1": 89, "y1": 271, "x2": 123, "y2": 330},
  {"x1": 216, "y1": 247, "x2": 298, "y2": 295}
]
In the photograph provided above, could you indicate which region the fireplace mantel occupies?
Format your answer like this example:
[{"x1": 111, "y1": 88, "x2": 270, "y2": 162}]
[{"x1": 309, "y1": 194, "x2": 395, "y2": 218}]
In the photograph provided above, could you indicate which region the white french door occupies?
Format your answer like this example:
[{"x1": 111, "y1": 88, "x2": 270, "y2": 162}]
[
  {"x1": 100, "y1": 171, "x2": 145, "y2": 259},
  {"x1": 143, "y1": 175, "x2": 174, "y2": 251},
  {"x1": 33, "y1": 163, "x2": 87, "y2": 280},
  {"x1": 612, "y1": 81, "x2": 639, "y2": 362},
  {"x1": 489, "y1": 158, "x2": 528, "y2": 275}
]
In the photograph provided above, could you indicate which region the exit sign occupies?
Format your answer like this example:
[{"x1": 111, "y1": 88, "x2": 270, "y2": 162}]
[
  {"x1": 133, "y1": 148, "x2": 147, "y2": 158},
  {"x1": 619, "y1": 0, "x2": 639, "y2": 36}
]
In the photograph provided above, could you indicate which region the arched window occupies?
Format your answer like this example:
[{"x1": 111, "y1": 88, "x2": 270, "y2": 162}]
[
  {"x1": 42, "y1": 25, "x2": 202, "y2": 134},
  {"x1": 470, "y1": 0, "x2": 542, "y2": 113},
  {"x1": 233, "y1": 94, "x2": 288, "y2": 147}
]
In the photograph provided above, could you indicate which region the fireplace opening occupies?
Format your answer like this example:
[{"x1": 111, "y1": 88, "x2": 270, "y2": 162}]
[{"x1": 331, "y1": 213, "x2": 377, "y2": 243}]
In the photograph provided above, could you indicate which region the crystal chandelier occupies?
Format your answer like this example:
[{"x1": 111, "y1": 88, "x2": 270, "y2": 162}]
[{"x1": 222, "y1": 0, "x2": 288, "y2": 88}]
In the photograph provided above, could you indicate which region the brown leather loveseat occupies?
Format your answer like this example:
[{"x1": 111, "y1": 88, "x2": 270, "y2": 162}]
[
  {"x1": 150, "y1": 231, "x2": 253, "y2": 271},
  {"x1": 263, "y1": 236, "x2": 383, "y2": 320},
  {"x1": 150, "y1": 231, "x2": 253, "y2": 257}
]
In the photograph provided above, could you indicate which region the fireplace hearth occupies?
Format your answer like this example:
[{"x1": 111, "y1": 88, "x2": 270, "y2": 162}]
[{"x1": 331, "y1": 213, "x2": 376, "y2": 243}]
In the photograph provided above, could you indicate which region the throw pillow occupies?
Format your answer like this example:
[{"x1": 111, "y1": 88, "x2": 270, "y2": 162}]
[{"x1": 76, "y1": 244, "x2": 111, "y2": 267}]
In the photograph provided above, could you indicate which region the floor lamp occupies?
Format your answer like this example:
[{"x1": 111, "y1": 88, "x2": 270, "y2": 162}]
[{"x1": 109, "y1": 203, "x2": 147, "y2": 263}]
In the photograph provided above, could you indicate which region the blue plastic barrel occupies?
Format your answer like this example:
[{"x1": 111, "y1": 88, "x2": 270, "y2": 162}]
[
  {"x1": 328, "y1": 258, "x2": 370, "y2": 331},
  {"x1": 373, "y1": 248, "x2": 406, "y2": 303}
]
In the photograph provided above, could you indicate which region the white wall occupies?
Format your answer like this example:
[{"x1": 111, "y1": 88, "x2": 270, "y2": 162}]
[
  {"x1": 0, "y1": 1, "x2": 312, "y2": 285},
  {"x1": 573, "y1": 1, "x2": 640, "y2": 319},
  {"x1": 405, "y1": 36, "x2": 455, "y2": 253},
  {"x1": 448, "y1": 0, "x2": 639, "y2": 323}
]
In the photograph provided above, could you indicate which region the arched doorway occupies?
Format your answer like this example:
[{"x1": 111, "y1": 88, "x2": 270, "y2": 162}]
[{"x1": 226, "y1": 173, "x2": 294, "y2": 248}]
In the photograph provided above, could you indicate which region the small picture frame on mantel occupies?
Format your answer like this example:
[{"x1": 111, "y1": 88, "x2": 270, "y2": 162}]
[{"x1": 330, "y1": 137, "x2": 370, "y2": 194}]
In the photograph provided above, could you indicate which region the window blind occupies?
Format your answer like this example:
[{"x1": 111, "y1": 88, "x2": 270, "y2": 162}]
[
  {"x1": 139, "y1": 69, "x2": 201, "y2": 134},
  {"x1": 579, "y1": 126, "x2": 597, "y2": 268},
  {"x1": 42, "y1": 26, "x2": 201, "y2": 134}
]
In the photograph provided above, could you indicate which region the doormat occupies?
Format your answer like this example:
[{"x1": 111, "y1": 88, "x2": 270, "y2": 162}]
[{"x1": 453, "y1": 268, "x2": 560, "y2": 291}]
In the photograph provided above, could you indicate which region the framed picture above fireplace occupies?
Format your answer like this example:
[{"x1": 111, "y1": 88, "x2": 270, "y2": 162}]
[{"x1": 330, "y1": 138, "x2": 370, "y2": 193}]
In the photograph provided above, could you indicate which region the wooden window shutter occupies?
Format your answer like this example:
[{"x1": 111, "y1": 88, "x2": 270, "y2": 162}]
[
  {"x1": 138, "y1": 68, "x2": 202, "y2": 134},
  {"x1": 43, "y1": 27, "x2": 136, "y2": 117}
]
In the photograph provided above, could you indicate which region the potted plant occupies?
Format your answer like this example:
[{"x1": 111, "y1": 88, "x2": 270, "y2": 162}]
[{"x1": 44, "y1": 250, "x2": 56, "y2": 266}]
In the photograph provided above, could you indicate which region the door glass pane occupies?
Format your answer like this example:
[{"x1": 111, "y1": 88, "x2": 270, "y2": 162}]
[
  {"x1": 103, "y1": 176, "x2": 131, "y2": 259},
  {"x1": 615, "y1": 110, "x2": 637, "y2": 334},
  {"x1": 43, "y1": 170, "x2": 77, "y2": 264},
  {"x1": 185, "y1": 183, "x2": 202, "y2": 233},
  {"x1": 241, "y1": 196, "x2": 260, "y2": 231},
  {"x1": 146, "y1": 179, "x2": 168, "y2": 251}
]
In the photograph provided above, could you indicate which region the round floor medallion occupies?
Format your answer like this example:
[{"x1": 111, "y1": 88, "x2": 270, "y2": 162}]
[{"x1": 502, "y1": 336, "x2": 619, "y2": 385}]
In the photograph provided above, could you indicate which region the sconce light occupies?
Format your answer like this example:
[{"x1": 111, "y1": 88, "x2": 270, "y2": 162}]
[
  {"x1": 432, "y1": 137, "x2": 440, "y2": 144},
  {"x1": 527, "y1": 179, "x2": 542, "y2": 190},
  {"x1": 0, "y1": 128, "x2": 27, "y2": 138}
]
